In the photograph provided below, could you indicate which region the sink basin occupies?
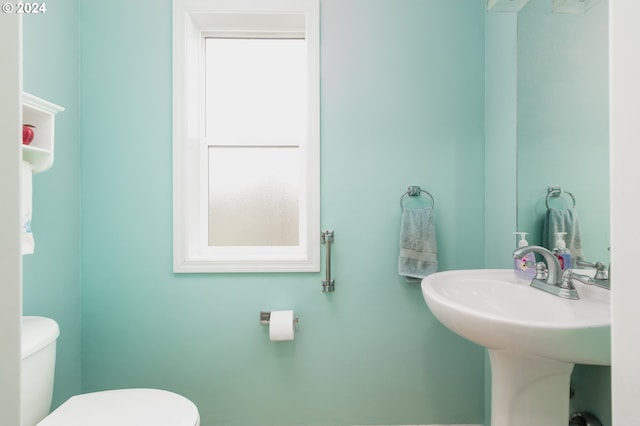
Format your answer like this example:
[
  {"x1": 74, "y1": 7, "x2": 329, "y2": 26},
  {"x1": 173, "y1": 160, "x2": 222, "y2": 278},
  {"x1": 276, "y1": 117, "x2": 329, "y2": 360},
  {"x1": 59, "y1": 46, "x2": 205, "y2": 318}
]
[
  {"x1": 421, "y1": 269, "x2": 611, "y2": 426},
  {"x1": 421, "y1": 269, "x2": 610, "y2": 365}
]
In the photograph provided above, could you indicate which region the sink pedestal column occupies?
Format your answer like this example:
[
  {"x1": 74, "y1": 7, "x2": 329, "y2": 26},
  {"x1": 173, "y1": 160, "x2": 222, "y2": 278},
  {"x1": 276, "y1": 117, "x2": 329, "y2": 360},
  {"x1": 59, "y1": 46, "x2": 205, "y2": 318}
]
[{"x1": 488, "y1": 349, "x2": 574, "y2": 426}]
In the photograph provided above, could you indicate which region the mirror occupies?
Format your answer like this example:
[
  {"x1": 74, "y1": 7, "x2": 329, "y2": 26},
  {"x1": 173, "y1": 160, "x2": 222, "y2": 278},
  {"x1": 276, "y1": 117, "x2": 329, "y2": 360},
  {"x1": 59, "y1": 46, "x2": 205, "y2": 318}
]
[{"x1": 516, "y1": 0, "x2": 610, "y2": 265}]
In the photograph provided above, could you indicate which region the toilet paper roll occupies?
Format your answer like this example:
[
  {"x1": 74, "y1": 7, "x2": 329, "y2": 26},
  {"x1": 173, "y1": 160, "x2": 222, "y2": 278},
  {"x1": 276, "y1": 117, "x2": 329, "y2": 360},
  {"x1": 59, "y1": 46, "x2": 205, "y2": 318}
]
[{"x1": 269, "y1": 310, "x2": 296, "y2": 342}]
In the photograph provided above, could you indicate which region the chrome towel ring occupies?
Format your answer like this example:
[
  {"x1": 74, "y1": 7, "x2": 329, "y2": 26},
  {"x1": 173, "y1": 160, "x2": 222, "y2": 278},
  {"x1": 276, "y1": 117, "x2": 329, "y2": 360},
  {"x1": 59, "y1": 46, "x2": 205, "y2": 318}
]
[
  {"x1": 546, "y1": 186, "x2": 576, "y2": 209},
  {"x1": 400, "y1": 185, "x2": 435, "y2": 210}
]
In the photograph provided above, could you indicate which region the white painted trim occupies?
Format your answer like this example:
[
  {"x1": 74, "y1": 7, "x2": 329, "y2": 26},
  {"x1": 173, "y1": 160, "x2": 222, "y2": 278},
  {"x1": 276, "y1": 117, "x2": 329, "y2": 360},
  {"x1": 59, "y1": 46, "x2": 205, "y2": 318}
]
[
  {"x1": 610, "y1": 1, "x2": 640, "y2": 424},
  {"x1": 172, "y1": 0, "x2": 320, "y2": 273},
  {"x1": 0, "y1": 13, "x2": 23, "y2": 426}
]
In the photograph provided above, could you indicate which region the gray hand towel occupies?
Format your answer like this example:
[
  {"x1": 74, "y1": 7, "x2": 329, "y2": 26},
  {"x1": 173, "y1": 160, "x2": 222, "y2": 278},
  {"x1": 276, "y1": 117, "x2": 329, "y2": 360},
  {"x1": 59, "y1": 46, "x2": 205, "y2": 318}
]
[
  {"x1": 543, "y1": 207, "x2": 584, "y2": 259},
  {"x1": 398, "y1": 207, "x2": 438, "y2": 281}
]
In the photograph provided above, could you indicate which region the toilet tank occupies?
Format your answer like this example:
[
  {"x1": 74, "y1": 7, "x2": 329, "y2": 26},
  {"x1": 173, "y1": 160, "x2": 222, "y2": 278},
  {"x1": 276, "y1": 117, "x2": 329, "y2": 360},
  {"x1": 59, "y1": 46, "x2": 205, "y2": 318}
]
[{"x1": 21, "y1": 316, "x2": 59, "y2": 426}]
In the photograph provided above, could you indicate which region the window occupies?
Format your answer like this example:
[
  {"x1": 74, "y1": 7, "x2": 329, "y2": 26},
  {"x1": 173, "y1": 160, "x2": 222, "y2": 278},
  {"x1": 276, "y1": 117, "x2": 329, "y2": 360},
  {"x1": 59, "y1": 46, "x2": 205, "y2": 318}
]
[{"x1": 173, "y1": 0, "x2": 320, "y2": 272}]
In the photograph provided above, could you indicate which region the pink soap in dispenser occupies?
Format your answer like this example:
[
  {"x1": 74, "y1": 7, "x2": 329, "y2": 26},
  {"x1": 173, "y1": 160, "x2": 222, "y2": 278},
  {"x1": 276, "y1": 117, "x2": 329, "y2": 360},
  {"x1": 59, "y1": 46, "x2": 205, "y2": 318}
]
[
  {"x1": 553, "y1": 232, "x2": 573, "y2": 270},
  {"x1": 513, "y1": 232, "x2": 536, "y2": 280}
]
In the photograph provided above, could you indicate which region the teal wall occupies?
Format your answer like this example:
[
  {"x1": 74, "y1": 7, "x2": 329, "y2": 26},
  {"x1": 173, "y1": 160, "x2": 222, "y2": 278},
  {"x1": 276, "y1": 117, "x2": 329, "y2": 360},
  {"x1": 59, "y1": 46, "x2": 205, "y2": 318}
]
[
  {"x1": 21, "y1": 0, "x2": 495, "y2": 425},
  {"x1": 78, "y1": 0, "x2": 486, "y2": 425},
  {"x1": 483, "y1": 12, "x2": 519, "y2": 426},
  {"x1": 484, "y1": 13, "x2": 517, "y2": 270},
  {"x1": 21, "y1": 0, "x2": 83, "y2": 409}
]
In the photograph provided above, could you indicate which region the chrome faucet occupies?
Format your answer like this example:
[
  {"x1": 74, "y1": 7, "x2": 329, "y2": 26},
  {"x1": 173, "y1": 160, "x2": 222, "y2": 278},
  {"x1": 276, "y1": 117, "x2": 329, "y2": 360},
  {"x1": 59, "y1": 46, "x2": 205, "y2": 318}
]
[{"x1": 513, "y1": 245, "x2": 580, "y2": 300}]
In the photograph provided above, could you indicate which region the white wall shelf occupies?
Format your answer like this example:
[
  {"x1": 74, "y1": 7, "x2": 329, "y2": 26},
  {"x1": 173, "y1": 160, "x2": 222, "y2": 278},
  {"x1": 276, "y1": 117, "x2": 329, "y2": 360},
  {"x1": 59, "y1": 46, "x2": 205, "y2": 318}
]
[{"x1": 22, "y1": 92, "x2": 64, "y2": 173}]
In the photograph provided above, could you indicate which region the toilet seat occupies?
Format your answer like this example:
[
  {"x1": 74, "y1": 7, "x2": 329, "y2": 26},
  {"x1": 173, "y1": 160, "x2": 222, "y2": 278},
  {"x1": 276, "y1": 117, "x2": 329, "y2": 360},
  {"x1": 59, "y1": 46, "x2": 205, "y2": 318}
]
[{"x1": 36, "y1": 388, "x2": 200, "y2": 426}]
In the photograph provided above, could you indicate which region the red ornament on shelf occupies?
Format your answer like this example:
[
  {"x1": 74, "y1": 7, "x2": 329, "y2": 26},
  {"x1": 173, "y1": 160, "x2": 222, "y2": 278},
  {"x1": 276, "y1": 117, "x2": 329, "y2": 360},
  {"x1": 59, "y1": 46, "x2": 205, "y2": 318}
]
[{"x1": 22, "y1": 124, "x2": 35, "y2": 145}]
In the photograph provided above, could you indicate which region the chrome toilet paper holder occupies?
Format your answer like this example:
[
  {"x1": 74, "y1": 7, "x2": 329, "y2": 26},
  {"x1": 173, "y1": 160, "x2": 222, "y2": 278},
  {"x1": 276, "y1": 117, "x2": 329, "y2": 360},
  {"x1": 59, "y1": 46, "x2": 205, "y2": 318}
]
[{"x1": 260, "y1": 311, "x2": 299, "y2": 325}]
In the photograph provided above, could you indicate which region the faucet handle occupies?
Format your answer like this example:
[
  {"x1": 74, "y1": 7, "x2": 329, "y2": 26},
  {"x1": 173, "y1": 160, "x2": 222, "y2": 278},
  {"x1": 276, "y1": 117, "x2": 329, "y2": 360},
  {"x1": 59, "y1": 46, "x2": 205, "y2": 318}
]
[
  {"x1": 561, "y1": 270, "x2": 579, "y2": 290},
  {"x1": 534, "y1": 262, "x2": 548, "y2": 281},
  {"x1": 575, "y1": 258, "x2": 596, "y2": 268},
  {"x1": 575, "y1": 258, "x2": 608, "y2": 280},
  {"x1": 565, "y1": 269, "x2": 595, "y2": 286}
]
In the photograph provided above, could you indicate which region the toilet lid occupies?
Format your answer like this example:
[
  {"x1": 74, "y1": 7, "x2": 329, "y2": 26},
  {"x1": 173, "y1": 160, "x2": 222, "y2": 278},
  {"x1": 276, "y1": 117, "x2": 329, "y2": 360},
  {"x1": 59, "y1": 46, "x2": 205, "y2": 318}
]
[{"x1": 37, "y1": 388, "x2": 200, "y2": 426}]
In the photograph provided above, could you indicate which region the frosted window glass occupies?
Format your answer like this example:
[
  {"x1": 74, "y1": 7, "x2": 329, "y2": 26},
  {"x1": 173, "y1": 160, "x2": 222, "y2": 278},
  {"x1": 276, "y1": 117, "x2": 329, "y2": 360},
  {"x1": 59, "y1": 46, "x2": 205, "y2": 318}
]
[
  {"x1": 208, "y1": 147, "x2": 300, "y2": 246},
  {"x1": 205, "y1": 38, "x2": 306, "y2": 143}
]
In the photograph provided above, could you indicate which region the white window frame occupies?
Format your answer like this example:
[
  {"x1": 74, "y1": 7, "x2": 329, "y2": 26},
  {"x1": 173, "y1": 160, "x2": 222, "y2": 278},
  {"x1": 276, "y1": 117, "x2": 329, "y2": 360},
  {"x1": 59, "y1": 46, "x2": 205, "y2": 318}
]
[{"x1": 173, "y1": 0, "x2": 320, "y2": 273}]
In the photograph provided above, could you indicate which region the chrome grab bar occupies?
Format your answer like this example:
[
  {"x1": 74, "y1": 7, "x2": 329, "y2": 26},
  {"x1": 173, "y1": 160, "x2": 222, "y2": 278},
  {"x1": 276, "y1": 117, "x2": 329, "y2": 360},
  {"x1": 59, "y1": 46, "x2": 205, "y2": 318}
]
[{"x1": 321, "y1": 230, "x2": 335, "y2": 292}]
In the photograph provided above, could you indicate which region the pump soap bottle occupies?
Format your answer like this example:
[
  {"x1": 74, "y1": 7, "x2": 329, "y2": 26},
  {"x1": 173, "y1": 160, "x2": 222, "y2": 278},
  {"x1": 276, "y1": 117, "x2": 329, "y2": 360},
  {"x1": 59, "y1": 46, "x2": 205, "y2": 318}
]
[
  {"x1": 513, "y1": 232, "x2": 536, "y2": 280},
  {"x1": 553, "y1": 232, "x2": 573, "y2": 270}
]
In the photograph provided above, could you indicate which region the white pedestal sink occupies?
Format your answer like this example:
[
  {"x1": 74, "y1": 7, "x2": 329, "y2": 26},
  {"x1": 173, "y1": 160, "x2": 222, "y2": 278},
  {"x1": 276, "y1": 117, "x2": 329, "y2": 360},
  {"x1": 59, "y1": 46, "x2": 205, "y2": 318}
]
[{"x1": 421, "y1": 269, "x2": 610, "y2": 426}]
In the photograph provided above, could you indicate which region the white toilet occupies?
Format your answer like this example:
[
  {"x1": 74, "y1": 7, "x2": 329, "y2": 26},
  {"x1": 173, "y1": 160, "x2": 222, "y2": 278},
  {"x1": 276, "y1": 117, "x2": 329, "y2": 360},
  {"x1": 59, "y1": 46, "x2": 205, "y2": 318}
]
[{"x1": 21, "y1": 316, "x2": 200, "y2": 426}]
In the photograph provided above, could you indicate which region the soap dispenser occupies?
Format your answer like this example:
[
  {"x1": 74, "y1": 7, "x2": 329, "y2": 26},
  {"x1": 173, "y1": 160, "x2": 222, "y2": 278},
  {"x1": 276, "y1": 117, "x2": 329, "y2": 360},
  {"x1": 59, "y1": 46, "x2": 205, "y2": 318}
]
[
  {"x1": 513, "y1": 232, "x2": 536, "y2": 280},
  {"x1": 553, "y1": 232, "x2": 573, "y2": 270}
]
